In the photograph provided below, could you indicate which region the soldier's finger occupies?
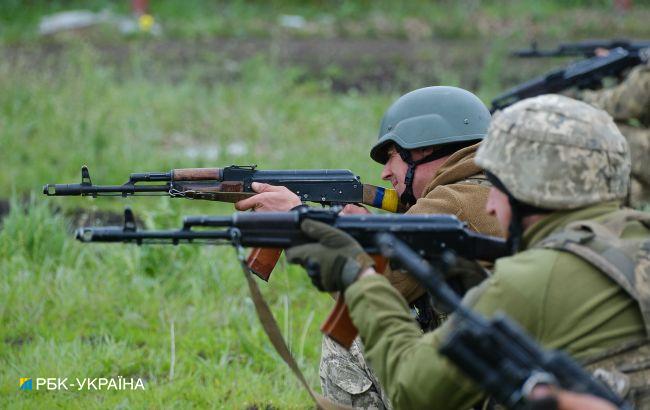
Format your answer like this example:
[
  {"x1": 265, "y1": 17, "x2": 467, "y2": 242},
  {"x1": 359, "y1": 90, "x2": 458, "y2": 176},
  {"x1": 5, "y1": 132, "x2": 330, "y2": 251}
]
[
  {"x1": 301, "y1": 219, "x2": 359, "y2": 249},
  {"x1": 234, "y1": 195, "x2": 260, "y2": 211},
  {"x1": 300, "y1": 219, "x2": 346, "y2": 241},
  {"x1": 252, "y1": 182, "x2": 284, "y2": 193},
  {"x1": 285, "y1": 243, "x2": 324, "y2": 265}
]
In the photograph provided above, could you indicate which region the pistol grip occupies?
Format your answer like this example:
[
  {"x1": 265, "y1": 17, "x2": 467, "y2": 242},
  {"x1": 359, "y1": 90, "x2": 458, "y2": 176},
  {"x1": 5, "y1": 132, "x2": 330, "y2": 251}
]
[
  {"x1": 321, "y1": 296, "x2": 357, "y2": 348},
  {"x1": 320, "y1": 255, "x2": 388, "y2": 348}
]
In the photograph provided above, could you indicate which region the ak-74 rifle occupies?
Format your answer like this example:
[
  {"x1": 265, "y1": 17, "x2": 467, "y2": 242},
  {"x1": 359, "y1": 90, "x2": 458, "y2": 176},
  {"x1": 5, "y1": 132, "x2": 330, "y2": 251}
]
[
  {"x1": 491, "y1": 46, "x2": 650, "y2": 112},
  {"x1": 377, "y1": 233, "x2": 630, "y2": 410},
  {"x1": 511, "y1": 39, "x2": 650, "y2": 58},
  {"x1": 44, "y1": 165, "x2": 405, "y2": 279},
  {"x1": 76, "y1": 207, "x2": 508, "y2": 348}
]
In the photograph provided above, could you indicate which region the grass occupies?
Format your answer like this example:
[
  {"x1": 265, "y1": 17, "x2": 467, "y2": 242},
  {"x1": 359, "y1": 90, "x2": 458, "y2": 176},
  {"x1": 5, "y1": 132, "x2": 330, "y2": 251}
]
[
  {"x1": 2, "y1": 1, "x2": 649, "y2": 408},
  {"x1": 1, "y1": 43, "x2": 392, "y2": 214},
  {"x1": 0, "y1": 44, "x2": 393, "y2": 408},
  {"x1": 0, "y1": 198, "x2": 329, "y2": 408}
]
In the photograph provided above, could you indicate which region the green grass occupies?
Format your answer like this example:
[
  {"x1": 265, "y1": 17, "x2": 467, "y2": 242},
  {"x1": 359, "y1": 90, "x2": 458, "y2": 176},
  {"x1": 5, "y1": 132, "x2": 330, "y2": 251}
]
[
  {"x1": 0, "y1": 44, "x2": 393, "y2": 408},
  {"x1": 0, "y1": 198, "x2": 331, "y2": 408},
  {"x1": 2, "y1": 1, "x2": 649, "y2": 407},
  {"x1": 1, "y1": 43, "x2": 392, "y2": 214}
]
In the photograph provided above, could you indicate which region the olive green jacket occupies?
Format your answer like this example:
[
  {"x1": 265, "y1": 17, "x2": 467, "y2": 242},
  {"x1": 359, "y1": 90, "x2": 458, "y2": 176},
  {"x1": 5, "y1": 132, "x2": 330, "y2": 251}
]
[{"x1": 345, "y1": 201, "x2": 646, "y2": 410}]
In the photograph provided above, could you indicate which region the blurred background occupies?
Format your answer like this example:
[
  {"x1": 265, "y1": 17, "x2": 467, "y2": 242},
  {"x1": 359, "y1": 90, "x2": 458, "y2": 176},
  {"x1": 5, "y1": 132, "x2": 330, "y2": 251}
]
[{"x1": 1, "y1": 1, "x2": 649, "y2": 408}]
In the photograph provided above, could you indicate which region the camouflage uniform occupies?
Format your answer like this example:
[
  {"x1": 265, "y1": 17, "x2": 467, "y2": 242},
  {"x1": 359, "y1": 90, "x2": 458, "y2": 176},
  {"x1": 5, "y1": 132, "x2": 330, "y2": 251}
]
[
  {"x1": 319, "y1": 143, "x2": 501, "y2": 409},
  {"x1": 320, "y1": 336, "x2": 390, "y2": 409},
  {"x1": 343, "y1": 96, "x2": 650, "y2": 409},
  {"x1": 578, "y1": 61, "x2": 650, "y2": 207}
]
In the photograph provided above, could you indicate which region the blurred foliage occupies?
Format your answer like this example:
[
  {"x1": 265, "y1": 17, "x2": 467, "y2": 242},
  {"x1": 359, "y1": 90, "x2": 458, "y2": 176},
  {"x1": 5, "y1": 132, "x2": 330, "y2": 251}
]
[{"x1": 1, "y1": 0, "x2": 649, "y2": 42}]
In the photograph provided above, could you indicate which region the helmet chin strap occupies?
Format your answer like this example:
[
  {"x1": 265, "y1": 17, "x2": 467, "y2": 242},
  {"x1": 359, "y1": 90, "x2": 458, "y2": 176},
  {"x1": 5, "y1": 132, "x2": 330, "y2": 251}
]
[
  {"x1": 395, "y1": 143, "x2": 465, "y2": 207},
  {"x1": 506, "y1": 196, "x2": 525, "y2": 254},
  {"x1": 484, "y1": 171, "x2": 549, "y2": 254}
]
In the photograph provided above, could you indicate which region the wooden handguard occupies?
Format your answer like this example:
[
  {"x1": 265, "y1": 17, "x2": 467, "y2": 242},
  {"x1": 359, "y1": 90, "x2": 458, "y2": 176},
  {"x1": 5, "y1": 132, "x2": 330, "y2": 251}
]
[
  {"x1": 172, "y1": 168, "x2": 222, "y2": 181},
  {"x1": 247, "y1": 248, "x2": 283, "y2": 281},
  {"x1": 321, "y1": 255, "x2": 388, "y2": 348}
]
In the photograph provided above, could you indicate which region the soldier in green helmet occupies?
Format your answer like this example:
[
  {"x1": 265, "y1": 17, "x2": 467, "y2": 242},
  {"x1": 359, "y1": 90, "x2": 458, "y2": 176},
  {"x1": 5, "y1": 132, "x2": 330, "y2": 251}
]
[
  {"x1": 285, "y1": 94, "x2": 650, "y2": 409},
  {"x1": 235, "y1": 86, "x2": 502, "y2": 408}
]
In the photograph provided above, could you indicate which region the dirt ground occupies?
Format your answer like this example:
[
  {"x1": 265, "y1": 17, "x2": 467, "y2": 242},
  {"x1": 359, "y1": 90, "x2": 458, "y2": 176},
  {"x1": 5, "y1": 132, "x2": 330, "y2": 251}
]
[{"x1": 5, "y1": 36, "x2": 561, "y2": 93}]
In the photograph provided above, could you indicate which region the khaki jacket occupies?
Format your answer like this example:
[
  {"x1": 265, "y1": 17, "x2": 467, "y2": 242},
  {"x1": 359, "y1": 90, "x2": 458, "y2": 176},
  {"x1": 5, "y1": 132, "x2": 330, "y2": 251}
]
[{"x1": 386, "y1": 142, "x2": 502, "y2": 302}]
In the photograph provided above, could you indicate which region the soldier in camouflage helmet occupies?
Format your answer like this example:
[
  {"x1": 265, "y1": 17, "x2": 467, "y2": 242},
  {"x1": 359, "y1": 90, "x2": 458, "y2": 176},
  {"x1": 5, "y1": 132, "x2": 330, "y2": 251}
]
[
  {"x1": 285, "y1": 94, "x2": 650, "y2": 409},
  {"x1": 477, "y1": 94, "x2": 631, "y2": 252},
  {"x1": 576, "y1": 51, "x2": 650, "y2": 207}
]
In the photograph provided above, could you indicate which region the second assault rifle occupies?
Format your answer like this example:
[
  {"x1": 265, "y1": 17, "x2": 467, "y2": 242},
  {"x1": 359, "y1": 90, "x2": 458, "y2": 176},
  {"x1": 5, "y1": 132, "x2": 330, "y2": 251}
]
[
  {"x1": 491, "y1": 45, "x2": 649, "y2": 112},
  {"x1": 76, "y1": 207, "x2": 508, "y2": 348},
  {"x1": 44, "y1": 165, "x2": 405, "y2": 279},
  {"x1": 511, "y1": 39, "x2": 650, "y2": 58},
  {"x1": 377, "y1": 233, "x2": 630, "y2": 409}
]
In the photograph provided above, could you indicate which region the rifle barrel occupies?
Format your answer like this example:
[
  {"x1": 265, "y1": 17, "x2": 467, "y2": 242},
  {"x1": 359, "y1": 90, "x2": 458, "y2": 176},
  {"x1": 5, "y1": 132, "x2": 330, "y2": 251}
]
[
  {"x1": 75, "y1": 226, "x2": 231, "y2": 243},
  {"x1": 43, "y1": 183, "x2": 169, "y2": 196},
  {"x1": 511, "y1": 39, "x2": 650, "y2": 58}
]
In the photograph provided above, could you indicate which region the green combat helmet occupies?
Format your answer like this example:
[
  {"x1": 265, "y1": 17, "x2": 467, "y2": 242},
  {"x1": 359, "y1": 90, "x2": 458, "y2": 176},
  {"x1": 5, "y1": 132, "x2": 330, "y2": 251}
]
[
  {"x1": 475, "y1": 94, "x2": 631, "y2": 250},
  {"x1": 370, "y1": 86, "x2": 491, "y2": 206}
]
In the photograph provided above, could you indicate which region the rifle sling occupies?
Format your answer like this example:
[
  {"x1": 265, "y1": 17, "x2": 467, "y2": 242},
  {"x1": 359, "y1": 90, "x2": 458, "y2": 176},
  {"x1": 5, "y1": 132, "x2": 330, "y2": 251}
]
[{"x1": 236, "y1": 256, "x2": 351, "y2": 410}]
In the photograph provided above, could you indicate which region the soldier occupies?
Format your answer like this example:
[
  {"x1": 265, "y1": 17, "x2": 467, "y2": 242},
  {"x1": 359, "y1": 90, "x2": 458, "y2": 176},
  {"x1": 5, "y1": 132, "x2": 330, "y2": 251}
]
[
  {"x1": 235, "y1": 86, "x2": 502, "y2": 408},
  {"x1": 286, "y1": 94, "x2": 650, "y2": 409},
  {"x1": 577, "y1": 51, "x2": 650, "y2": 207}
]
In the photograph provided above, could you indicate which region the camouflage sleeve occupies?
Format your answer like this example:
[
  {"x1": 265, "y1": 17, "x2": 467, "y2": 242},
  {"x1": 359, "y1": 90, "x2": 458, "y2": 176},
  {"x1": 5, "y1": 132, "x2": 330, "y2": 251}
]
[
  {"x1": 579, "y1": 63, "x2": 650, "y2": 125},
  {"x1": 618, "y1": 124, "x2": 650, "y2": 186}
]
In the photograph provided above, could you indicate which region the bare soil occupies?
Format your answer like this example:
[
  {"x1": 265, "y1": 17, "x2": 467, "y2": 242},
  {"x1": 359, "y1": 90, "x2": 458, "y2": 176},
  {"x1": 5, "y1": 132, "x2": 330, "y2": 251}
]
[{"x1": 5, "y1": 37, "x2": 560, "y2": 93}]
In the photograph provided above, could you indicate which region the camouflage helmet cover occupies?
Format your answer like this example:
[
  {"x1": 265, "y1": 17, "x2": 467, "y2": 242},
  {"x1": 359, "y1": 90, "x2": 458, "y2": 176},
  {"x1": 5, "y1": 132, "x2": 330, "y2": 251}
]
[
  {"x1": 475, "y1": 94, "x2": 630, "y2": 210},
  {"x1": 370, "y1": 86, "x2": 491, "y2": 164}
]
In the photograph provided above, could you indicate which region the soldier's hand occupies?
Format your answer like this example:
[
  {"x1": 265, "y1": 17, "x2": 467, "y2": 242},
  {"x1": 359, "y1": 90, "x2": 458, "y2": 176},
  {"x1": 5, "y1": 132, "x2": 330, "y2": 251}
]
[
  {"x1": 286, "y1": 219, "x2": 375, "y2": 292},
  {"x1": 235, "y1": 182, "x2": 302, "y2": 212},
  {"x1": 529, "y1": 386, "x2": 617, "y2": 410},
  {"x1": 340, "y1": 204, "x2": 371, "y2": 215},
  {"x1": 554, "y1": 391, "x2": 616, "y2": 410}
]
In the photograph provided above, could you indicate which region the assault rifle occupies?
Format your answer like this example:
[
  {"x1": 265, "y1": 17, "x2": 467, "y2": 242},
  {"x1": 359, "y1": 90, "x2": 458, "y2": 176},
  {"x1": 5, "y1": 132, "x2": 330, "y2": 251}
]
[
  {"x1": 76, "y1": 207, "x2": 508, "y2": 348},
  {"x1": 512, "y1": 39, "x2": 650, "y2": 58},
  {"x1": 377, "y1": 233, "x2": 630, "y2": 410},
  {"x1": 44, "y1": 165, "x2": 403, "y2": 212},
  {"x1": 491, "y1": 46, "x2": 649, "y2": 112},
  {"x1": 44, "y1": 165, "x2": 405, "y2": 279}
]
